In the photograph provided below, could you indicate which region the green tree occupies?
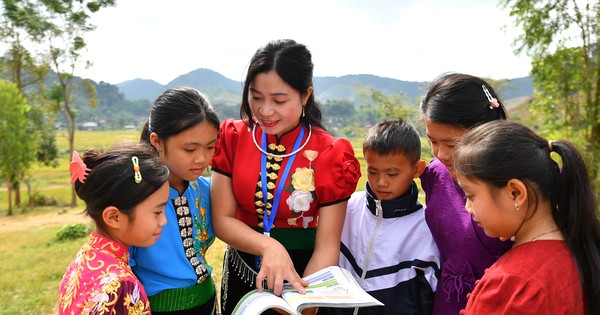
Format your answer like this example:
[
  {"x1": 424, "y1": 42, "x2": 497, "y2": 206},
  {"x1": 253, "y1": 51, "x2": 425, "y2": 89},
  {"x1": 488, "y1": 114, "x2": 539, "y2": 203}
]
[
  {"x1": 500, "y1": 0, "x2": 600, "y2": 178},
  {"x1": 0, "y1": 80, "x2": 34, "y2": 215},
  {"x1": 2, "y1": 0, "x2": 116, "y2": 206},
  {"x1": 0, "y1": 18, "x2": 56, "y2": 207},
  {"x1": 322, "y1": 99, "x2": 355, "y2": 136},
  {"x1": 360, "y1": 87, "x2": 419, "y2": 126}
]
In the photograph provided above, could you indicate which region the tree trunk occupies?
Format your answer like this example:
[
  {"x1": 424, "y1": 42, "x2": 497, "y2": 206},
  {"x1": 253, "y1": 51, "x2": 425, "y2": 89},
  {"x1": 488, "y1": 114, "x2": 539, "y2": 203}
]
[
  {"x1": 68, "y1": 100, "x2": 77, "y2": 208},
  {"x1": 14, "y1": 181, "x2": 21, "y2": 207},
  {"x1": 27, "y1": 180, "x2": 33, "y2": 208},
  {"x1": 6, "y1": 176, "x2": 13, "y2": 216}
]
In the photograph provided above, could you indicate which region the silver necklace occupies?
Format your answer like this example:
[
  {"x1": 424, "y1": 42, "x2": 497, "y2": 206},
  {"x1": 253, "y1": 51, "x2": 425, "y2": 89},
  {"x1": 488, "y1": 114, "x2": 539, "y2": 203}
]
[
  {"x1": 251, "y1": 124, "x2": 312, "y2": 158},
  {"x1": 531, "y1": 228, "x2": 559, "y2": 242}
]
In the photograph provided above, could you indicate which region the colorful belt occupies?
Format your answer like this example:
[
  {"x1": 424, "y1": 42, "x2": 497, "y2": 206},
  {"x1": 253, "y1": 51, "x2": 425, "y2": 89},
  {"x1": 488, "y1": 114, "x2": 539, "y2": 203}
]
[{"x1": 148, "y1": 276, "x2": 215, "y2": 312}]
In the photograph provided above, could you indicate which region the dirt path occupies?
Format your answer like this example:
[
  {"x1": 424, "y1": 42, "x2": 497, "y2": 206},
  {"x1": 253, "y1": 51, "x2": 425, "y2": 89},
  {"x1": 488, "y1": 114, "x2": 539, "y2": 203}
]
[{"x1": 0, "y1": 208, "x2": 90, "y2": 233}]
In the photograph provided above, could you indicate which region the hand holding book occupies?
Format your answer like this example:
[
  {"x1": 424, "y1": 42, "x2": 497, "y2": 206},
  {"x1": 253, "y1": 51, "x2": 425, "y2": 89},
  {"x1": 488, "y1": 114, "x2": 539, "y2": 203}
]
[{"x1": 232, "y1": 266, "x2": 383, "y2": 315}]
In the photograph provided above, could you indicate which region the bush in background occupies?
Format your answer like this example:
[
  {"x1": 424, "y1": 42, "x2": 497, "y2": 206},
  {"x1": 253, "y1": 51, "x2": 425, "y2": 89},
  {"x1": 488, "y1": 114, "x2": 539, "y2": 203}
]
[{"x1": 55, "y1": 223, "x2": 90, "y2": 242}]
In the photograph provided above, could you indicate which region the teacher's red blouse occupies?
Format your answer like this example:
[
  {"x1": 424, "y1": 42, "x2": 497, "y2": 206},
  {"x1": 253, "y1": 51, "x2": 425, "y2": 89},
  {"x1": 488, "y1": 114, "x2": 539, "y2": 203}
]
[{"x1": 211, "y1": 119, "x2": 360, "y2": 230}]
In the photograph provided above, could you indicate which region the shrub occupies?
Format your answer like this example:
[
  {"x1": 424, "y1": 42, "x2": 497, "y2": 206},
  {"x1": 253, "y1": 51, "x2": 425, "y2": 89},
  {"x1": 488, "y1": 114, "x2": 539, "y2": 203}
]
[
  {"x1": 55, "y1": 223, "x2": 90, "y2": 242},
  {"x1": 31, "y1": 192, "x2": 61, "y2": 207}
]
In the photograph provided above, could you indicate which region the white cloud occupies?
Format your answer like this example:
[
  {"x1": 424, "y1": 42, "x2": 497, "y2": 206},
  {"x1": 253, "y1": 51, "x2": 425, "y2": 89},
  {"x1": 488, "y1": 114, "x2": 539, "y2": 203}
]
[{"x1": 77, "y1": 0, "x2": 531, "y2": 85}]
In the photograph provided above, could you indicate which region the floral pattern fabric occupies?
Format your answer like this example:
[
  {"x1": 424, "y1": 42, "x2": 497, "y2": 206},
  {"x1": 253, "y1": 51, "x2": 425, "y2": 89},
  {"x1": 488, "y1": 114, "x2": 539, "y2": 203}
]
[{"x1": 58, "y1": 232, "x2": 150, "y2": 315}]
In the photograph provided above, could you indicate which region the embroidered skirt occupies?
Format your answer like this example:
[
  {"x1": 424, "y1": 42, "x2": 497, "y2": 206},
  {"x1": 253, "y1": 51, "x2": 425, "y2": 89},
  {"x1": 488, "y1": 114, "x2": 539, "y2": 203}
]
[{"x1": 220, "y1": 246, "x2": 313, "y2": 315}]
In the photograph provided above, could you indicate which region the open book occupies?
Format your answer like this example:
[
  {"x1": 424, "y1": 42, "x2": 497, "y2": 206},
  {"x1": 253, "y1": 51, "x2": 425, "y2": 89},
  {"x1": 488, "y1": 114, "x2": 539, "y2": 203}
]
[{"x1": 232, "y1": 266, "x2": 383, "y2": 315}]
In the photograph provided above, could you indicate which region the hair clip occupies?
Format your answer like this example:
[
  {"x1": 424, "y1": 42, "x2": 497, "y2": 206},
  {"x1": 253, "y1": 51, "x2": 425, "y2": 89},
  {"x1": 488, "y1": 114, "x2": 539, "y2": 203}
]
[
  {"x1": 70, "y1": 151, "x2": 91, "y2": 184},
  {"x1": 132, "y1": 156, "x2": 142, "y2": 184},
  {"x1": 482, "y1": 85, "x2": 499, "y2": 109}
]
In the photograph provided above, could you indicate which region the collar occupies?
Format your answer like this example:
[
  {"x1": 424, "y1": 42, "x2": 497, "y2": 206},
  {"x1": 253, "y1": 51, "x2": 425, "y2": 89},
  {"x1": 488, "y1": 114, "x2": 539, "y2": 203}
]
[
  {"x1": 365, "y1": 181, "x2": 423, "y2": 218},
  {"x1": 259, "y1": 121, "x2": 303, "y2": 144},
  {"x1": 89, "y1": 232, "x2": 129, "y2": 263}
]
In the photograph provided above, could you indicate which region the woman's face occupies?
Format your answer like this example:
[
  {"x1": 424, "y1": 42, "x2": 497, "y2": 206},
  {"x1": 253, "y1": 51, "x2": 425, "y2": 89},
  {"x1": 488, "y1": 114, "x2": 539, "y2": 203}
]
[
  {"x1": 249, "y1": 70, "x2": 311, "y2": 137},
  {"x1": 424, "y1": 118, "x2": 466, "y2": 175}
]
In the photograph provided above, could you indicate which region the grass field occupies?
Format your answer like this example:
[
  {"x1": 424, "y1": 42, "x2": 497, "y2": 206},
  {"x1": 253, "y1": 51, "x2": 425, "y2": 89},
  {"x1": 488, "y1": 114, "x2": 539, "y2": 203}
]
[{"x1": 0, "y1": 129, "x2": 373, "y2": 314}]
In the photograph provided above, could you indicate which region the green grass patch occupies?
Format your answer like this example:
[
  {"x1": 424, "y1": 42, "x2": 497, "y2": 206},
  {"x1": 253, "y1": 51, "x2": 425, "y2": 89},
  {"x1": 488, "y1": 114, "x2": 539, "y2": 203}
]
[
  {"x1": 0, "y1": 226, "x2": 84, "y2": 315},
  {"x1": 0, "y1": 219, "x2": 227, "y2": 315}
]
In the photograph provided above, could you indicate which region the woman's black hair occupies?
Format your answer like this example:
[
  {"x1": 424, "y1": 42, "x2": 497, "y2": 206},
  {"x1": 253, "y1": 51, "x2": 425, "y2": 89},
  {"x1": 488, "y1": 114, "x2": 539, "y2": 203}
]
[
  {"x1": 73, "y1": 142, "x2": 170, "y2": 231},
  {"x1": 140, "y1": 86, "x2": 220, "y2": 146},
  {"x1": 420, "y1": 72, "x2": 507, "y2": 128},
  {"x1": 453, "y1": 120, "x2": 600, "y2": 314},
  {"x1": 240, "y1": 39, "x2": 325, "y2": 130}
]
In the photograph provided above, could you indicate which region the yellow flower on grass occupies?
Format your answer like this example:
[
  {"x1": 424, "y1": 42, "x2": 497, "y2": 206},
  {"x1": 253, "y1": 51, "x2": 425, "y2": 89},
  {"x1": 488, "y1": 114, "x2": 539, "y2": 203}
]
[{"x1": 291, "y1": 167, "x2": 315, "y2": 192}]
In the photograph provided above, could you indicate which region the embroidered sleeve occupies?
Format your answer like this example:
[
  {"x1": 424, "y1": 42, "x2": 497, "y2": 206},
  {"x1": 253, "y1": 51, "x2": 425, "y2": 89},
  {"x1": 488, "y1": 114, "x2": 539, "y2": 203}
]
[{"x1": 100, "y1": 279, "x2": 151, "y2": 315}]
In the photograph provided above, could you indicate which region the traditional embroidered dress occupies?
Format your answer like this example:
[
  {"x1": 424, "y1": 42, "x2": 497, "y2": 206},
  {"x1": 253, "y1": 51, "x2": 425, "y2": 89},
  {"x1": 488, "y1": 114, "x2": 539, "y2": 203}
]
[
  {"x1": 58, "y1": 232, "x2": 150, "y2": 315},
  {"x1": 420, "y1": 159, "x2": 512, "y2": 315},
  {"x1": 130, "y1": 177, "x2": 216, "y2": 314},
  {"x1": 210, "y1": 119, "x2": 361, "y2": 315},
  {"x1": 331, "y1": 182, "x2": 440, "y2": 315},
  {"x1": 462, "y1": 240, "x2": 583, "y2": 314}
]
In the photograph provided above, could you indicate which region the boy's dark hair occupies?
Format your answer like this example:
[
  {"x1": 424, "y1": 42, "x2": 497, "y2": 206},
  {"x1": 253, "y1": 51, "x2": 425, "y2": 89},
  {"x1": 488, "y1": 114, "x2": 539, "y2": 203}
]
[
  {"x1": 363, "y1": 119, "x2": 421, "y2": 164},
  {"x1": 74, "y1": 142, "x2": 170, "y2": 231}
]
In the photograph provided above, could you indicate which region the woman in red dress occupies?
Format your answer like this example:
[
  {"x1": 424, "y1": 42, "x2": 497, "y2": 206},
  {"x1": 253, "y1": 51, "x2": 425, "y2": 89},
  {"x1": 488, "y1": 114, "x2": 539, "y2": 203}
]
[{"x1": 210, "y1": 39, "x2": 361, "y2": 315}]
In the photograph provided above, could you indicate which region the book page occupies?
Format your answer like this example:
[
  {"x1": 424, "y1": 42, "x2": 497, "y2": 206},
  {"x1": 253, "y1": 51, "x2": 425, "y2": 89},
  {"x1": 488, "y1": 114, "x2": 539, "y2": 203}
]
[
  {"x1": 282, "y1": 266, "x2": 383, "y2": 312},
  {"x1": 232, "y1": 290, "x2": 298, "y2": 315}
]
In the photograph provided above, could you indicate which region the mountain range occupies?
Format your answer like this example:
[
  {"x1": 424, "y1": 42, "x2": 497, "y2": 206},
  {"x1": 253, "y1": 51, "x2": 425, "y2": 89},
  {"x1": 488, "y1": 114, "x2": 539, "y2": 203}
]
[{"x1": 116, "y1": 68, "x2": 534, "y2": 106}]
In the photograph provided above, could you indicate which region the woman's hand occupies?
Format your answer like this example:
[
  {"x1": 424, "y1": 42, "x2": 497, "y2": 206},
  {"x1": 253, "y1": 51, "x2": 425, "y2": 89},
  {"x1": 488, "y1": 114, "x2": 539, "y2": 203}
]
[{"x1": 255, "y1": 239, "x2": 309, "y2": 296}]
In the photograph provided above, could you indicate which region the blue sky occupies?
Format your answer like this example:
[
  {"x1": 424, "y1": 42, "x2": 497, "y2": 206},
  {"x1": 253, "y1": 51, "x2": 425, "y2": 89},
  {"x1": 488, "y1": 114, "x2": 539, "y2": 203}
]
[{"x1": 77, "y1": 0, "x2": 532, "y2": 85}]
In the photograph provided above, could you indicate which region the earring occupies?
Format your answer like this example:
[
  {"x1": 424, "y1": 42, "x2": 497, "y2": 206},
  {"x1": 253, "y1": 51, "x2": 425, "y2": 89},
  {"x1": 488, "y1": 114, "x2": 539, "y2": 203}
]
[
  {"x1": 302, "y1": 106, "x2": 305, "y2": 118},
  {"x1": 514, "y1": 201, "x2": 520, "y2": 211}
]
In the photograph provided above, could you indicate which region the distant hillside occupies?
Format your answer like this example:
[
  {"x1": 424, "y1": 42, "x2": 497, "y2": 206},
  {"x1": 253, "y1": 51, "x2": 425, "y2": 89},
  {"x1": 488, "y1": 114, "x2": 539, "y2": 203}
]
[
  {"x1": 117, "y1": 79, "x2": 164, "y2": 101},
  {"x1": 117, "y1": 68, "x2": 241, "y2": 105},
  {"x1": 497, "y1": 76, "x2": 535, "y2": 100},
  {"x1": 117, "y1": 68, "x2": 534, "y2": 105}
]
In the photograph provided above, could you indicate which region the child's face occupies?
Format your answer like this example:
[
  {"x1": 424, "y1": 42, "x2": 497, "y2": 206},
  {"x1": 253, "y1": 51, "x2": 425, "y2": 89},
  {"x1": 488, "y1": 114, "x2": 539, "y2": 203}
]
[
  {"x1": 457, "y1": 175, "x2": 522, "y2": 239},
  {"x1": 365, "y1": 151, "x2": 424, "y2": 201},
  {"x1": 424, "y1": 119, "x2": 466, "y2": 175},
  {"x1": 123, "y1": 181, "x2": 169, "y2": 247},
  {"x1": 153, "y1": 120, "x2": 218, "y2": 190},
  {"x1": 249, "y1": 70, "x2": 311, "y2": 137}
]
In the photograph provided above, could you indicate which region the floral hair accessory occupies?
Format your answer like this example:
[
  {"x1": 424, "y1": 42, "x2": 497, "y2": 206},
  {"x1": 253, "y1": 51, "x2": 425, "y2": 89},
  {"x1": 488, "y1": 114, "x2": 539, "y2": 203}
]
[
  {"x1": 69, "y1": 151, "x2": 91, "y2": 184},
  {"x1": 482, "y1": 85, "x2": 499, "y2": 109},
  {"x1": 132, "y1": 156, "x2": 142, "y2": 184}
]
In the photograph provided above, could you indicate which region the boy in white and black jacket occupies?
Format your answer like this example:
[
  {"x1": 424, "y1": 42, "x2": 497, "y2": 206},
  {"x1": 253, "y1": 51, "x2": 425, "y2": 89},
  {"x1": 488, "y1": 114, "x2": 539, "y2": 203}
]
[{"x1": 325, "y1": 119, "x2": 440, "y2": 315}]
